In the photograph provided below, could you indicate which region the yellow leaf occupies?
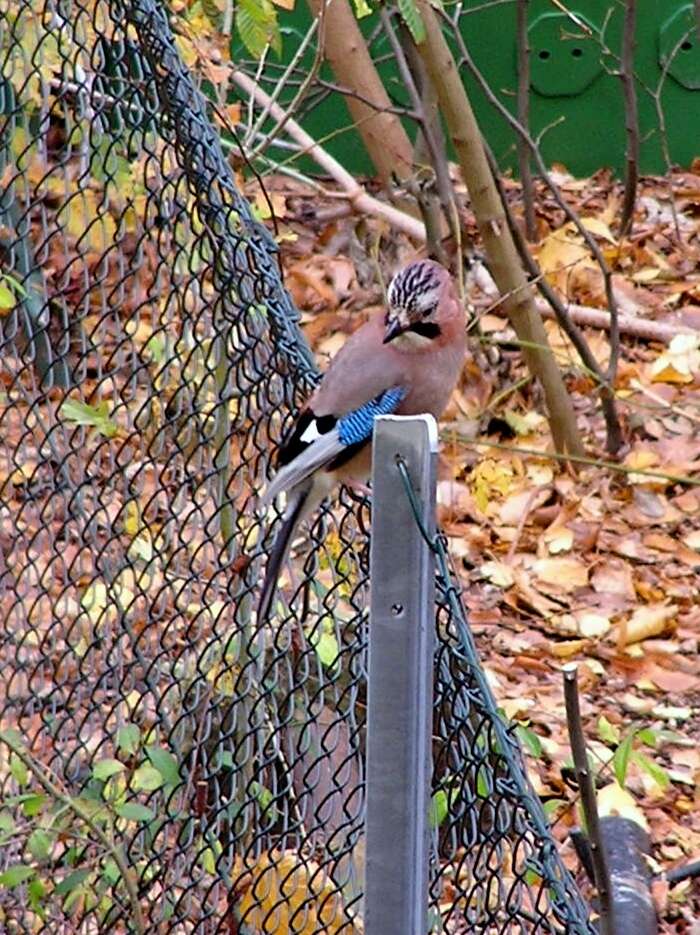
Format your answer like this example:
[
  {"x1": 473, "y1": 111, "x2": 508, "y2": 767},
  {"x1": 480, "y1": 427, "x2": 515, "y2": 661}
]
[
  {"x1": 543, "y1": 526, "x2": 574, "y2": 554},
  {"x1": 550, "y1": 639, "x2": 589, "y2": 658},
  {"x1": 632, "y1": 267, "x2": 660, "y2": 283},
  {"x1": 233, "y1": 851, "x2": 356, "y2": 935},
  {"x1": 617, "y1": 603, "x2": 677, "y2": 647},
  {"x1": 623, "y1": 448, "x2": 660, "y2": 484},
  {"x1": 480, "y1": 561, "x2": 514, "y2": 588},
  {"x1": 123, "y1": 501, "x2": 141, "y2": 537},
  {"x1": 576, "y1": 612, "x2": 611, "y2": 639},
  {"x1": 471, "y1": 458, "x2": 516, "y2": 514},
  {"x1": 650, "y1": 333, "x2": 700, "y2": 384},
  {"x1": 597, "y1": 781, "x2": 648, "y2": 830},
  {"x1": 532, "y1": 557, "x2": 588, "y2": 591},
  {"x1": 271, "y1": 0, "x2": 295, "y2": 8},
  {"x1": 537, "y1": 223, "x2": 595, "y2": 294},
  {"x1": 580, "y1": 216, "x2": 617, "y2": 244}
]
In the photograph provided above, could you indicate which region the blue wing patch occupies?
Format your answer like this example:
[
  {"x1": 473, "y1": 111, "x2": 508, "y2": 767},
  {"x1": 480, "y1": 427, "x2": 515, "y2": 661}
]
[{"x1": 337, "y1": 387, "x2": 407, "y2": 446}]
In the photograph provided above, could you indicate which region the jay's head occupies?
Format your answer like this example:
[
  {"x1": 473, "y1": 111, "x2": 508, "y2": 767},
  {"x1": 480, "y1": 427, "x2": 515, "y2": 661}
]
[{"x1": 383, "y1": 259, "x2": 460, "y2": 350}]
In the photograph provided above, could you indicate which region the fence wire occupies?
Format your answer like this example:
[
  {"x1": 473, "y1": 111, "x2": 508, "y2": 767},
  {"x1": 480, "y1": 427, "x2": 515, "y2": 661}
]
[{"x1": 0, "y1": 0, "x2": 595, "y2": 931}]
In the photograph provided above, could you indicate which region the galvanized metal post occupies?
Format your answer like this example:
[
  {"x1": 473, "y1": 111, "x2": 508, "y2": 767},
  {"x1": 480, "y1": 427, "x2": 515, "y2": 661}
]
[{"x1": 365, "y1": 414, "x2": 437, "y2": 935}]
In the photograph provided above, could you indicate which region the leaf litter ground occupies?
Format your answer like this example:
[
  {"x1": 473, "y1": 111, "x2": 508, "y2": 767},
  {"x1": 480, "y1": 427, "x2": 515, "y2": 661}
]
[{"x1": 270, "y1": 165, "x2": 700, "y2": 933}]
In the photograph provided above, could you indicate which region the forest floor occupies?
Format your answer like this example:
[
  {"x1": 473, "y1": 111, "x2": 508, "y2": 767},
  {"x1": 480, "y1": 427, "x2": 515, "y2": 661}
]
[{"x1": 263, "y1": 164, "x2": 700, "y2": 933}]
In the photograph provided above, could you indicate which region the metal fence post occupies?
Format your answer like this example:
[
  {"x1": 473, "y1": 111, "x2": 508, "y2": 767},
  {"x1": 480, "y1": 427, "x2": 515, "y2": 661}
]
[{"x1": 365, "y1": 414, "x2": 437, "y2": 935}]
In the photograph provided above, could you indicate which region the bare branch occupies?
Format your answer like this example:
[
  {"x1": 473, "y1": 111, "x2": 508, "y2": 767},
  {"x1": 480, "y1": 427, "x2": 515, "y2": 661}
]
[
  {"x1": 563, "y1": 667, "x2": 614, "y2": 935},
  {"x1": 413, "y1": 0, "x2": 584, "y2": 458},
  {"x1": 231, "y1": 69, "x2": 426, "y2": 241},
  {"x1": 516, "y1": 0, "x2": 536, "y2": 242},
  {"x1": 620, "y1": 0, "x2": 639, "y2": 236},
  {"x1": 446, "y1": 20, "x2": 622, "y2": 409},
  {"x1": 305, "y1": 0, "x2": 414, "y2": 186}
]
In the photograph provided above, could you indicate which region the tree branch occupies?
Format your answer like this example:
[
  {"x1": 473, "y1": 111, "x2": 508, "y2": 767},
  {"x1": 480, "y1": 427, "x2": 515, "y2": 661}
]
[
  {"x1": 619, "y1": 0, "x2": 639, "y2": 236},
  {"x1": 230, "y1": 69, "x2": 426, "y2": 241},
  {"x1": 413, "y1": 0, "x2": 584, "y2": 458},
  {"x1": 563, "y1": 667, "x2": 614, "y2": 935},
  {"x1": 516, "y1": 0, "x2": 536, "y2": 241},
  {"x1": 305, "y1": 0, "x2": 414, "y2": 187}
]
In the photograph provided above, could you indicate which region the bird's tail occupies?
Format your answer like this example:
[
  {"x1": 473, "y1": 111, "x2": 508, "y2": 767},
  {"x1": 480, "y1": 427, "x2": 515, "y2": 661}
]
[{"x1": 257, "y1": 484, "x2": 311, "y2": 624}]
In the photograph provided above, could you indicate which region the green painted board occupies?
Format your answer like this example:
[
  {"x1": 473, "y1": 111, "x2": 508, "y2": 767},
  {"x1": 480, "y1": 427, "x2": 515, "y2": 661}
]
[{"x1": 235, "y1": 1, "x2": 700, "y2": 178}]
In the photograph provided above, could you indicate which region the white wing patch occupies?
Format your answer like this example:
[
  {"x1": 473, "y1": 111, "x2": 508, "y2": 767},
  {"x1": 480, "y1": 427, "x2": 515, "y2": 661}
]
[{"x1": 300, "y1": 420, "x2": 323, "y2": 445}]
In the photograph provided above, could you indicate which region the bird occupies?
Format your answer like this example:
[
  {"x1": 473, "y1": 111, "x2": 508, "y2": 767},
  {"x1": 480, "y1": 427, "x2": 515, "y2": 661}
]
[{"x1": 258, "y1": 258, "x2": 466, "y2": 622}]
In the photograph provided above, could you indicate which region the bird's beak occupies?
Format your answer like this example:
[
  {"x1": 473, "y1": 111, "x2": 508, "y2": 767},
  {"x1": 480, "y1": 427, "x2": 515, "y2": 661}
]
[{"x1": 383, "y1": 314, "x2": 408, "y2": 344}]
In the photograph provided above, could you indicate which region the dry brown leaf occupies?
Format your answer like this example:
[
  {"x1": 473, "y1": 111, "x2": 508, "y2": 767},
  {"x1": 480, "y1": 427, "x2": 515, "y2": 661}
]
[
  {"x1": 617, "y1": 604, "x2": 678, "y2": 648},
  {"x1": 532, "y1": 557, "x2": 589, "y2": 592}
]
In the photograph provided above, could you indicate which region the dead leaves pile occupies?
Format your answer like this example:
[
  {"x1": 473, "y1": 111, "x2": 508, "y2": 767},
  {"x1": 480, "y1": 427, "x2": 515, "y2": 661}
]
[{"x1": 270, "y1": 165, "x2": 700, "y2": 930}]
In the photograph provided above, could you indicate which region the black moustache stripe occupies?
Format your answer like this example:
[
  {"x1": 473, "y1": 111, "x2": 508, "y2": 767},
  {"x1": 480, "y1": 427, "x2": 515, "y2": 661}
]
[{"x1": 408, "y1": 321, "x2": 441, "y2": 339}]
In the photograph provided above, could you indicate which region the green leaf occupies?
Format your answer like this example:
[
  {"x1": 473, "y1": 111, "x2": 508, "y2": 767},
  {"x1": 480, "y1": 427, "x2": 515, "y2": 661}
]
[
  {"x1": 236, "y1": 0, "x2": 281, "y2": 58},
  {"x1": 632, "y1": 751, "x2": 670, "y2": 790},
  {"x1": 428, "y1": 789, "x2": 449, "y2": 828},
  {"x1": 59, "y1": 399, "x2": 117, "y2": 438},
  {"x1": 397, "y1": 0, "x2": 425, "y2": 42},
  {"x1": 0, "y1": 273, "x2": 27, "y2": 297},
  {"x1": 0, "y1": 864, "x2": 35, "y2": 887},
  {"x1": 0, "y1": 284, "x2": 16, "y2": 310},
  {"x1": 27, "y1": 829, "x2": 52, "y2": 861},
  {"x1": 613, "y1": 731, "x2": 636, "y2": 787},
  {"x1": 515, "y1": 723, "x2": 543, "y2": 758},
  {"x1": 54, "y1": 868, "x2": 91, "y2": 896},
  {"x1": 102, "y1": 858, "x2": 121, "y2": 884},
  {"x1": 22, "y1": 794, "x2": 47, "y2": 817},
  {"x1": 0, "y1": 811, "x2": 15, "y2": 835},
  {"x1": 0, "y1": 729, "x2": 25, "y2": 750},
  {"x1": 9, "y1": 754, "x2": 28, "y2": 787},
  {"x1": 115, "y1": 802, "x2": 155, "y2": 822},
  {"x1": 309, "y1": 625, "x2": 340, "y2": 670},
  {"x1": 637, "y1": 728, "x2": 659, "y2": 748},
  {"x1": 146, "y1": 746, "x2": 180, "y2": 786},
  {"x1": 352, "y1": 0, "x2": 372, "y2": 16},
  {"x1": 92, "y1": 758, "x2": 126, "y2": 782},
  {"x1": 28, "y1": 878, "x2": 47, "y2": 917},
  {"x1": 542, "y1": 797, "x2": 567, "y2": 818},
  {"x1": 132, "y1": 765, "x2": 164, "y2": 792},
  {"x1": 117, "y1": 724, "x2": 141, "y2": 756},
  {"x1": 597, "y1": 715, "x2": 620, "y2": 746}
]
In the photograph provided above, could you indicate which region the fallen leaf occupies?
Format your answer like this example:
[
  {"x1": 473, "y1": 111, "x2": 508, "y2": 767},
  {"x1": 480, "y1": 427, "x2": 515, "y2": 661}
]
[
  {"x1": 617, "y1": 604, "x2": 677, "y2": 648},
  {"x1": 645, "y1": 664, "x2": 700, "y2": 694},
  {"x1": 577, "y1": 612, "x2": 611, "y2": 638},
  {"x1": 597, "y1": 781, "x2": 648, "y2": 830},
  {"x1": 532, "y1": 557, "x2": 588, "y2": 591},
  {"x1": 480, "y1": 561, "x2": 515, "y2": 588}
]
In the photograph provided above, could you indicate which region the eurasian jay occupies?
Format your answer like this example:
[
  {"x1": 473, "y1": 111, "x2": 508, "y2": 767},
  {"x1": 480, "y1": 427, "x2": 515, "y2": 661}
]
[{"x1": 258, "y1": 258, "x2": 466, "y2": 621}]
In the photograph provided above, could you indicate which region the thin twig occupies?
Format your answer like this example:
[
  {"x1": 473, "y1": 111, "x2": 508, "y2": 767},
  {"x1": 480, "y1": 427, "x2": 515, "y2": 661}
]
[
  {"x1": 230, "y1": 69, "x2": 426, "y2": 240},
  {"x1": 485, "y1": 143, "x2": 623, "y2": 454},
  {"x1": 247, "y1": 16, "x2": 323, "y2": 159},
  {"x1": 619, "y1": 0, "x2": 639, "y2": 236},
  {"x1": 381, "y1": 8, "x2": 457, "y2": 242},
  {"x1": 563, "y1": 666, "x2": 613, "y2": 935},
  {"x1": 516, "y1": 0, "x2": 536, "y2": 241},
  {"x1": 535, "y1": 300, "x2": 695, "y2": 344},
  {"x1": 447, "y1": 435, "x2": 700, "y2": 488},
  {"x1": 0, "y1": 733, "x2": 146, "y2": 934},
  {"x1": 446, "y1": 19, "x2": 621, "y2": 402}
]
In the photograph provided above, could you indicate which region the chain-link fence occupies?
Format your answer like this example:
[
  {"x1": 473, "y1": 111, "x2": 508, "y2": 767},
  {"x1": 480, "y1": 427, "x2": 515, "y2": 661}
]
[{"x1": 1, "y1": 1, "x2": 596, "y2": 930}]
